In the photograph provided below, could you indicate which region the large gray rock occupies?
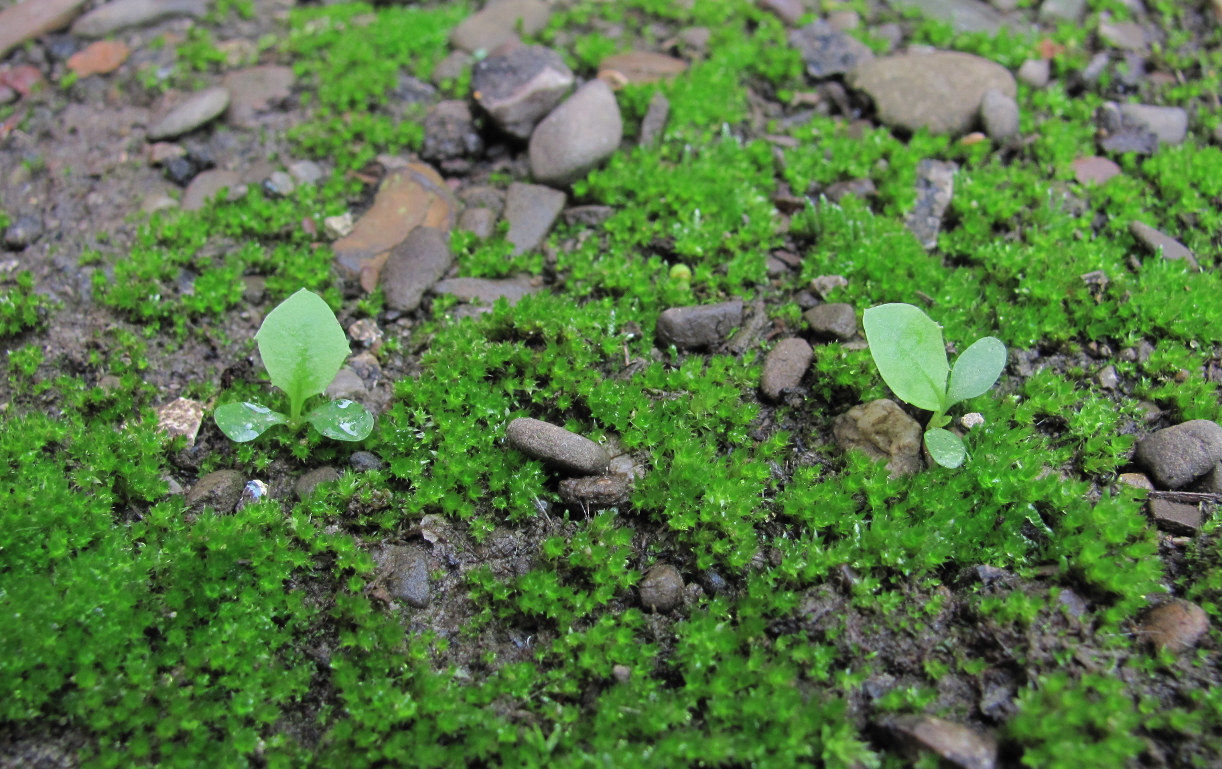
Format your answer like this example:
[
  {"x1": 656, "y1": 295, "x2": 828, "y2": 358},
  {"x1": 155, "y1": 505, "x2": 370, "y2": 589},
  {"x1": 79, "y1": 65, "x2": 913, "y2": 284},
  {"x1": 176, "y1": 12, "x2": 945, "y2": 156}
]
[
  {"x1": 833, "y1": 399, "x2": 924, "y2": 477},
  {"x1": 656, "y1": 299, "x2": 744, "y2": 350},
  {"x1": 148, "y1": 86, "x2": 231, "y2": 140},
  {"x1": 1134, "y1": 420, "x2": 1222, "y2": 489},
  {"x1": 503, "y1": 182, "x2": 566, "y2": 255},
  {"x1": 848, "y1": 51, "x2": 1016, "y2": 136},
  {"x1": 506, "y1": 418, "x2": 610, "y2": 476},
  {"x1": 472, "y1": 45, "x2": 574, "y2": 140},
  {"x1": 529, "y1": 80, "x2": 623, "y2": 186},
  {"x1": 380, "y1": 226, "x2": 454, "y2": 312},
  {"x1": 450, "y1": 0, "x2": 551, "y2": 53}
]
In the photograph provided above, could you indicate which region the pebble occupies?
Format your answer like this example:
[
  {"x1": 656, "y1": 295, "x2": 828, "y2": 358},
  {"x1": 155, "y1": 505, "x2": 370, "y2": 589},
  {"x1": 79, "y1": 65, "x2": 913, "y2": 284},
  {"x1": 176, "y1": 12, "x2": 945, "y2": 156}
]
[
  {"x1": 906, "y1": 158, "x2": 957, "y2": 250},
  {"x1": 884, "y1": 715, "x2": 997, "y2": 769},
  {"x1": 66, "y1": 40, "x2": 129, "y2": 78},
  {"x1": 72, "y1": 0, "x2": 207, "y2": 38},
  {"x1": 503, "y1": 181, "x2": 566, "y2": 255},
  {"x1": 1038, "y1": 0, "x2": 1086, "y2": 22},
  {"x1": 810, "y1": 274, "x2": 849, "y2": 298},
  {"x1": 656, "y1": 299, "x2": 744, "y2": 350},
  {"x1": 374, "y1": 545, "x2": 431, "y2": 609},
  {"x1": 639, "y1": 564, "x2": 684, "y2": 612},
  {"x1": 1096, "y1": 365, "x2": 1119, "y2": 389},
  {"x1": 1147, "y1": 499, "x2": 1202, "y2": 535},
  {"x1": 288, "y1": 159, "x2": 324, "y2": 186},
  {"x1": 1016, "y1": 58, "x2": 1050, "y2": 88},
  {"x1": 1134, "y1": 419, "x2": 1222, "y2": 489},
  {"x1": 804, "y1": 303, "x2": 857, "y2": 341},
  {"x1": 1138, "y1": 599, "x2": 1209, "y2": 654},
  {"x1": 558, "y1": 474, "x2": 631, "y2": 510},
  {"x1": 599, "y1": 51, "x2": 689, "y2": 84},
  {"x1": 182, "y1": 169, "x2": 244, "y2": 211},
  {"x1": 1117, "y1": 472, "x2": 1154, "y2": 490},
  {"x1": 185, "y1": 469, "x2": 246, "y2": 514},
  {"x1": 350, "y1": 451, "x2": 384, "y2": 473},
  {"x1": 265, "y1": 171, "x2": 295, "y2": 197},
  {"x1": 1117, "y1": 103, "x2": 1188, "y2": 146},
  {"x1": 294, "y1": 466, "x2": 340, "y2": 500},
  {"x1": 760, "y1": 337, "x2": 813, "y2": 401},
  {"x1": 147, "y1": 87, "x2": 231, "y2": 141},
  {"x1": 331, "y1": 162, "x2": 458, "y2": 284},
  {"x1": 325, "y1": 368, "x2": 367, "y2": 401},
  {"x1": 505, "y1": 417, "x2": 610, "y2": 476},
  {"x1": 155, "y1": 396, "x2": 204, "y2": 448},
  {"x1": 450, "y1": 0, "x2": 551, "y2": 53},
  {"x1": 0, "y1": 0, "x2": 88, "y2": 60},
  {"x1": 324, "y1": 212, "x2": 353, "y2": 240},
  {"x1": 1129, "y1": 221, "x2": 1199, "y2": 271},
  {"x1": 529, "y1": 80, "x2": 623, "y2": 187},
  {"x1": 639, "y1": 91, "x2": 670, "y2": 147},
  {"x1": 788, "y1": 20, "x2": 875, "y2": 79},
  {"x1": 833, "y1": 399, "x2": 924, "y2": 477},
  {"x1": 380, "y1": 226, "x2": 454, "y2": 313},
  {"x1": 141, "y1": 193, "x2": 178, "y2": 215},
  {"x1": 432, "y1": 50, "x2": 471, "y2": 86},
  {"x1": 824, "y1": 178, "x2": 877, "y2": 202},
  {"x1": 979, "y1": 88, "x2": 1019, "y2": 141},
  {"x1": 472, "y1": 45, "x2": 573, "y2": 140},
  {"x1": 1072, "y1": 156, "x2": 1122, "y2": 185},
  {"x1": 4, "y1": 214, "x2": 44, "y2": 250},
  {"x1": 458, "y1": 207, "x2": 498, "y2": 239},
  {"x1": 848, "y1": 51, "x2": 1016, "y2": 136},
  {"x1": 222, "y1": 65, "x2": 295, "y2": 127},
  {"x1": 432, "y1": 276, "x2": 538, "y2": 307},
  {"x1": 1099, "y1": 19, "x2": 1148, "y2": 50},
  {"x1": 1095, "y1": 102, "x2": 1158, "y2": 155},
  {"x1": 760, "y1": 0, "x2": 804, "y2": 24},
  {"x1": 421, "y1": 100, "x2": 483, "y2": 162},
  {"x1": 461, "y1": 185, "x2": 506, "y2": 213}
]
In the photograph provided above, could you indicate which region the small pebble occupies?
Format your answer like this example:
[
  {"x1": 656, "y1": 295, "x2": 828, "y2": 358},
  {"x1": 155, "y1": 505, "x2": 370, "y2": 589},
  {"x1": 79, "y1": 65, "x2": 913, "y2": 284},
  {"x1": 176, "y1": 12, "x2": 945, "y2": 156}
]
[
  {"x1": 639, "y1": 564, "x2": 684, "y2": 612},
  {"x1": 1139, "y1": 599, "x2": 1209, "y2": 654}
]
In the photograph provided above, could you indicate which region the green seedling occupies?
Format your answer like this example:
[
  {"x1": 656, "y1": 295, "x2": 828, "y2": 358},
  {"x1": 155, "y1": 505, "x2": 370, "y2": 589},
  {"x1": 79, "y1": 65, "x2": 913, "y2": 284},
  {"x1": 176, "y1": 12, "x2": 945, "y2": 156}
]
[
  {"x1": 863, "y1": 303, "x2": 1006, "y2": 469},
  {"x1": 215, "y1": 288, "x2": 373, "y2": 443}
]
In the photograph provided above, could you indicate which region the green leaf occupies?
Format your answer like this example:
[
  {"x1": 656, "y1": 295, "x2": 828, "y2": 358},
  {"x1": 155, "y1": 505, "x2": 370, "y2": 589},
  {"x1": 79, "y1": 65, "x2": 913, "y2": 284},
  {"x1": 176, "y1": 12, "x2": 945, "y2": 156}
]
[
  {"x1": 924, "y1": 428, "x2": 965, "y2": 469},
  {"x1": 947, "y1": 336, "x2": 1006, "y2": 406},
  {"x1": 863, "y1": 303, "x2": 949, "y2": 412},
  {"x1": 306, "y1": 399, "x2": 374, "y2": 442},
  {"x1": 255, "y1": 289, "x2": 351, "y2": 418},
  {"x1": 214, "y1": 401, "x2": 289, "y2": 442}
]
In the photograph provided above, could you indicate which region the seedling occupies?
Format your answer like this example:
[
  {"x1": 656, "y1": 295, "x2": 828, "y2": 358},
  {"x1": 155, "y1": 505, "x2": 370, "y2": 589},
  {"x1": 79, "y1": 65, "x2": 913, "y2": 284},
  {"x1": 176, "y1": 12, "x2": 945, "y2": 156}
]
[
  {"x1": 214, "y1": 288, "x2": 373, "y2": 442},
  {"x1": 863, "y1": 303, "x2": 1005, "y2": 469}
]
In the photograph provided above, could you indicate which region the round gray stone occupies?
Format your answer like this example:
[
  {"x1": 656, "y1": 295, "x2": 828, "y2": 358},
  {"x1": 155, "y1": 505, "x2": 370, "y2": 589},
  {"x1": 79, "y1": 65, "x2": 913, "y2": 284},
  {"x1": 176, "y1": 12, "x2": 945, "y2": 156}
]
[
  {"x1": 639, "y1": 564, "x2": 684, "y2": 612},
  {"x1": 1134, "y1": 419, "x2": 1222, "y2": 489},
  {"x1": 529, "y1": 80, "x2": 623, "y2": 187},
  {"x1": 506, "y1": 417, "x2": 610, "y2": 476},
  {"x1": 185, "y1": 469, "x2": 245, "y2": 513},
  {"x1": 980, "y1": 88, "x2": 1020, "y2": 141}
]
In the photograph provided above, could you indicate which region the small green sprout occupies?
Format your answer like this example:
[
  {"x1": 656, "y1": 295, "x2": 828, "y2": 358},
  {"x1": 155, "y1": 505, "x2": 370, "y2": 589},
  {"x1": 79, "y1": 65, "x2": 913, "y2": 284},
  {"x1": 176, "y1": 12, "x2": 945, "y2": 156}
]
[
  {"x1": 863, "y1": 303, "x2": 1005, "y2": 469},
  {"x1": 214, "y1": 288, "x2": 374, "y2": 443}
]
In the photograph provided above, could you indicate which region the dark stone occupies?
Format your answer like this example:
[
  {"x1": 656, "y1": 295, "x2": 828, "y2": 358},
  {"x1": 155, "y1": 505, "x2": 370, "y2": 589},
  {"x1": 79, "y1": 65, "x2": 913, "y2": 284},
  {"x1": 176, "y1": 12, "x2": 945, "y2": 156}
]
[
  {"x1": 185, "y1": 469, "x2": 245, "y2": 514},
  {"x1": 1147, "y1": 499, "x2": 1203, "y2": 535},
  {"x1": 421, "y1": 100, "x2": 483, "y2": 162},
  {"x1": 350, "y1": 451, "x2": 384, "y2": 472},
  {"x1": 789, "y1": 20, "x2": 874, "y2": 78},
  {"x1": 295, "y1": 466, "x2": 340, "y2": 500},
  {"x1": 656, "y1": 299, "x2": 744, "y2": 350},
  {"x1": 381, "y1": 226, "x2": 454, "y2": 312},
  {"x1": 639, "y1": 564, "x2": 684, "y2": 612}
]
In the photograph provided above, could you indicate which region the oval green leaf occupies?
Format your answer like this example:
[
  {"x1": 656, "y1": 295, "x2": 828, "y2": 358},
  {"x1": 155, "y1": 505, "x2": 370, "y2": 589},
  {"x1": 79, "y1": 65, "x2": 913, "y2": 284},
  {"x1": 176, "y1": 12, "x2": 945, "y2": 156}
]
[
  {"x1": 214, "y1": 401, "x2": 288, "y2": 443},
  {"x1": 924, "y1": 427, "x2": 966, "y2": 469},
  {"x1": 947, "y1": 336, "x2": 1006, "y2": 406},
  {"x1": 306, "y1": 399, "x2": 374, "y2": 442},
  {"x1": 863, "y1": 303, "x2": 949, "y2": 412},
  {"x1": 255, "y1": 289, "x2": 351, "y2": 417}
]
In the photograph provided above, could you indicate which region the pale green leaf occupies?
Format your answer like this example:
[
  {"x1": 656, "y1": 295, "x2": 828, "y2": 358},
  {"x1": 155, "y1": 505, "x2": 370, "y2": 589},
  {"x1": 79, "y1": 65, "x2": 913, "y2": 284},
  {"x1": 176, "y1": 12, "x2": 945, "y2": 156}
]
[
  {"x1": 863, "y1": 303, "x2": 949, "y2": 412},
  {"x1": 924, "y1": 428, "x2": 965, "y2": 469},
  {"x1": 306, "y1": 399, "x2": 374, "y2": 442},
  {"x1": 947, "y1": 336, "x2": 1006, "y2": 406},
  {"x1": 214, "y1": 401, "x2": 288, "y2": 443},
  {"x1": 255, "y1": 289, "x2": 350, "y2": 417}
]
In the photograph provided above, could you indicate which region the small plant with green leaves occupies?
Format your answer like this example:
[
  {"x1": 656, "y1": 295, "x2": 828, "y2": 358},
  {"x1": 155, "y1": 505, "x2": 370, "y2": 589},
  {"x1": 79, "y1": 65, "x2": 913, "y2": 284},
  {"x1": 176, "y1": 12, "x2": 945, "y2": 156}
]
[
  {"x1": 215, "y1": 288, "x2": 373, "y2": 443},
  {"x1": 863, "y1": 303, "x2": 1006, "y2": 469}
]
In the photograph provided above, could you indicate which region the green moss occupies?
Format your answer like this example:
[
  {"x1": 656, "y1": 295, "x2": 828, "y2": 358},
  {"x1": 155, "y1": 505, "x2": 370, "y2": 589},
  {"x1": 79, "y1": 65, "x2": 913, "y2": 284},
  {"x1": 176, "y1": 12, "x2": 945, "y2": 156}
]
[{"x1": 0, "y1": 271, "x2": 54, "y2": 336}]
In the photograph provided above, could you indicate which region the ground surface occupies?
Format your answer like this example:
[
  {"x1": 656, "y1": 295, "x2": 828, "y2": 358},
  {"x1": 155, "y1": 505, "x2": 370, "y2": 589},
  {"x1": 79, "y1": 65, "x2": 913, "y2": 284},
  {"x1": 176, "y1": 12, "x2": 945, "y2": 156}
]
[{"x1": 1, "y1": 0, "x2": 1221, "y2": 767}]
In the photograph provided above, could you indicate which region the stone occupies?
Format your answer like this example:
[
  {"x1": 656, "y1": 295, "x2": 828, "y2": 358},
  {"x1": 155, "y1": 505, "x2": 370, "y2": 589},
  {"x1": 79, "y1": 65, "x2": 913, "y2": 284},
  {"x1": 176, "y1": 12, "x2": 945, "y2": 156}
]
[
  {"x1": 432, "y1": 50, "x2": 471, "y2": 86},
  {"x1": 848, "y1": 51, "x2": 1016, "y2": 136},
  {"x1": 265, "y1": 171, "x2": 296, "y2": 197},
  {"x1": 506, "y1": 417, "x2": 610, "y2": 476},
  {"x1": 421, "y1": 100, "x2": 483, "y2": 162},
  {"x1": 824, "y1": 178, "x2": 877, "y2": 202},
  {"x1": 1037, "y1": 0, "x2": 1087, "y2": 22},
  {"x1": 656, "y1": 299, "x2": 744, "y2": 350},
  {"x1": 639, "y1": 91, "x2": 670, "y2": 147},
  {"x1": 374, "y1": 545, "x2": 431, "y2": 609},
  {"x1": 980, "y1": 88, "x2": 1019, "y2": 141},
  {"x1": 432, "y1": 276, "x2": 537, "y2": 307},
  {"x1": 182, "y1": 170, "x2": 243, "y2": 212},
  {"x1": 350, "y1": 451, "x2": 384, "y2": 473},
  {"x1": 558, "y1": 474, "x2": 631, "y2": 510},
  {"x1": 811, "y1": 274, "x2": 849, "y2": 298},
  {"x1": 1117, "y1": 472, "x2": 1154, "y2": 491},
  {"x1": 529, "y1": 80, "x2": 623, "y2": 186},
  {"x1": 0, "y1": 0, "x2": 88, "y2": 60},
  {"x1": 1099, "y1": 19, "x2": 1148, "y2": 50},
  {"x1": 1147, "y1": 499, "x2": 1202, "y2": 535},
  {"x1": 1196, "y1": 463, "x2": 1222, "y2": 495},
  {"x1": 4, "y1": 215, "x2": 43, "y2": 250},
  {"x1": 295, "y1": 466, "x2": 340, "y2": 500},
  {"x1": 599, "y1": 51, "x2": 689, "y2": 84},
  {"x1": 289, "y1": 160, "x2": 324, "y2": 186},
  {"x1": 906, "y1": 158, "x2": 957, "y2": 250},
  {"x1": 1138, "y1": 599, "x2": 1209, "y2": 654},
  {"x1": 760, "y1": 0, "x2": 804, "y2": 24},
  {"x1": 639, "y1": 564, "x2": 684, "y2": 613},
  {"x1": 460, "y1": 185, "x2": 505, "y2": 213},
  {"x1": 472, "y1": 45, "x2": 574, "y2": 140},
  {"x1": 185, "y1": 469, "x2": 245, "y2": 514},
  {"x1": 222, "y1": 65, "x2": 295, "y2": 127},
  {"x1": 1134, "y1": 420, "x2": 1222, "y2": 489},
  {"x1": 72, "y1": 0, "x2": 207, "y2": 38},
  {"x1": 458, "y1": 207, "x2": 498, "y2": 239},
  {"x1": 325, "y1": 368, "x2": 367, "y2": 401},
  {"x1": 885, "y1": 715, "x2": 997, "y2": 769},
  {"x1": 760, "y1": 337, "x2": 813, "y2": 400},
  {"x1": 1072, "y1": 156, "x2": 1122, "y2": 186},
  {"x1": 380, "y1": 226, "x2": 453, "y2": 313},
  {"x1": 66, "y1": 40, "x2": 129, "y2": 78},
  {"x1": 804, "y1": 303, "x2": 857, "y2": 341},
  {"x1": 147, "y1": 87, "x2": 231, "y2": 141},
  {"x1": 1016, "y1": 58, "x2": 1050, "y2": 88},
  {"x1": 887, "y1": 0, "x2": 1006, "y2": 33},
  {"x1": 503, "y1": 181, "x2": 566, "y2": 255},
  {"x1": 1118, "y1": 104, "x2": 1188, "y2": 146},
  {"x1": 789, "y1": 20, "x2": 875, "y2": 79},
  {"x1": 155, "y1": 397, "x2": 204, "y2": 448},
  {"x1": 331, "y1": 163, "x2": 458, "y2": 285},
  {"x1": 833, "y1": 399, "x2": 924, "y2": 477},
  {"x1": 1129, "y1": 221, "x2": 1199, "y2": 271},
  {"x1": 450, "y1": 0, "x2": 551, "y2": 53}
]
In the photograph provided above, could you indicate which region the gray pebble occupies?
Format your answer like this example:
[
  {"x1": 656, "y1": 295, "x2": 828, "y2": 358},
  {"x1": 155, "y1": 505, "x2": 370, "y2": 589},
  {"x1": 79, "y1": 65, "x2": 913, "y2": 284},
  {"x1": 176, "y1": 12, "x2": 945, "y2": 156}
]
[
  {"x1": 1147, "y1": 499, "x2": 1202, "y2": 535},
  {"x1": 421, "y1": 100, "x2": 483, "y2": 162},
  {"x1": 4, "y1": 214, "x2": 44, "y2": 250},
  {"x1": 1134, "y1": 420, "x2": 1222, "y2": 489},
  {"x1": 503, "y1": 181, "x2": 566, "y2": 255},
  {"x1": 1118, "y1": 103, "x2": 1188, "y2": 146},
  {"x1": 1017, "y1": 58, "x2": 1050, "y2": 88},
  {"x1": 295, "y1": 466, "x2": 340, "y2": 500},
  {"x1": 458, "y1": 207, "x2": 498, "y2": 240},
  {"x1": 449, "y1": 0, "x2": 551, "y2": 53},
  {"x1": 350, "y1": 451, "x2": 384, "y2": 473},
  {"x1": 760, "y1": 337, "x2": 813, "y2": 400},
  {"x1": 789, "y1": 19, "x2": 874, "y2": 79},
  {"x1": 72, "y1": 0, "x2": 208, "y2": 38},
  {"x1": 431, "y1": 276, "x2": 538, "y2": 307},
  {"x1": 804, "y1": 303, "x2": 857, "y2": 341},
  {"x1": 472, "y1": 45, "x2": 573, "y2": 140},
  {"x1": 529, "y1": 80, "x2": 623, "y2": 187},
  {"x1": 288, "y1": 159, "x2": 324, "y2": 186},
  {"x1": 381, "y1": 226, "x2": 454, "y2": 312},
  {"x1": 265, "y1": 171, "x2": 296, "y2": 198},
  {"x1": 1038, "y1": 0, "x2": 1087, "y2": 23},
  {"x1": 906, "y1": 158, "x2": 957, "y2": 250},
  {"x1": 639, "y1": 564, "x2": 684, "y2": 612},
  {"x1": 148, "y1": 86, "x2": 231, "y2": 141},
  {"x1": 980, "y1": 88, "x2": 1019, "y2": 141},
  {"x1": 506, "y1": 417, "x2": 610, "y2": 476},
  {"x1": 185, "y1": 469, "x2": 246, "y2": 514},
  {"x1": 656, "y1": 299, "x2": 744, "y2": 350},
  {"x1": 1129, "y1": 221, "x2": 1199, "y2": 271},
  {"x1": 639, "y1": 91, "x2": 670, "y2": 147},
  {"x1": 375, "y1": 545, "x2": 431, "y2": 609},
  {"x1": 182, "y1": 170, "x2": 244, "y2": 212}
]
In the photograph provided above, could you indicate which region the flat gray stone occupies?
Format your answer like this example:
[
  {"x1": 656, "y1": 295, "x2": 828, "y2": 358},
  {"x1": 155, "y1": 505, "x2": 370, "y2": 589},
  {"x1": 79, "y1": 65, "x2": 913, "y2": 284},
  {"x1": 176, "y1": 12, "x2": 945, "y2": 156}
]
[
  {"x1": 503, "y1": 182, "x2": 566, "y2": 255},
  {"x1": 472, "y1": 45, "x2": 573, "y2": 140},
  {"x1": 1129, "y1": 221, "x2": 1199, "y2": 271},
  {"x1": 380, "y1": 226, "x2": 454, "y2": 312},
  {"x1": 760, "y1": 337, "x2": 813, "y2": 400},
  {"x1": 1134, "y1": 420, "x2": 1222, "y2": 489},
  {"x1": 222, "y1": 65, "x2": 294, "y2": 127},
  {"x1": 374, "y1": 545, "x2": 431, "y2": 609},
  {"x1": 849, "y1": 51, "x2": 1016, "y2": 136},
  {"x1": 529, "y1": 80, "x2": 623, "y2": 186},
  {"x1": 0, "y1": 0, "x2": 87, "y2": 60},
  {"x1": 450, "y1": 0, "x2": 551, "y2": 53},
  {"x1": 884, "y1": 715, "x2": 997, "y2": 769},
  {"x1": 886, "y1": 0, "x2": 1006, "y2": 33},
  {"x1": 295, "y1": 466, "x2": 340, "y2": 500},
  {"x1": 432, "y1": 276, "x2": 537, "y2": 306},
  {"x1": 505, "y1": 417, "x2": 610, "y2": 476},
  {"x1": 72, "y1": 0, "x2": 207, "y2": 38},
  {"x1": 906, "y1": 159, "x2": 958, "y2": 250},
  {"x1": 457, "y1": 207, "x2": 498, "y2": 239},
  {"x1": 1017, "y1": 58, "x2": 1050, "y2": 88},
  {"x1": 1147, "y1": 499, "x2": 1202, "y2": 535},
  {"x1": 1037, "y1": 0, "x2": 1087, "y2": 23},
  {"x1": 148, "y1": 86, "x2": 230, "y2": 140},
  {"x1": 656, "y1": 299, "x2": 744, "y2": 350},
  {"x1": 182, "y1": 169, "x2": 243, "y2": 211},
  {"x1": 639, "y1": 91, "x2": 670, "y2": 147},
  {"x1": 1118, "y1": 104, "x2": 1188, "y2": 146}
]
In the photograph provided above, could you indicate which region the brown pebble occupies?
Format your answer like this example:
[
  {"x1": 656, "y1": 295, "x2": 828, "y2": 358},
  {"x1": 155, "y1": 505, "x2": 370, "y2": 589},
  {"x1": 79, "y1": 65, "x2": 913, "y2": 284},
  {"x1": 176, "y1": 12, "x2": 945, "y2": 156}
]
[
  {"x1": 1139, "y1": 599, "x2": 1209, "y2": 654},
  {"x1": 638, "y1": 563, "x2": 684, "y2": 612}
]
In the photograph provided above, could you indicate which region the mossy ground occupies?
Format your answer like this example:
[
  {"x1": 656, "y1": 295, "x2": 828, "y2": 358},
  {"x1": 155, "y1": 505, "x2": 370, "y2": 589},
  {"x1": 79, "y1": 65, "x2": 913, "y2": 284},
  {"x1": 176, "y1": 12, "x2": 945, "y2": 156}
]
[{"x1": 1, "y1": 0, "x2": 1220, "y2": 766}]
